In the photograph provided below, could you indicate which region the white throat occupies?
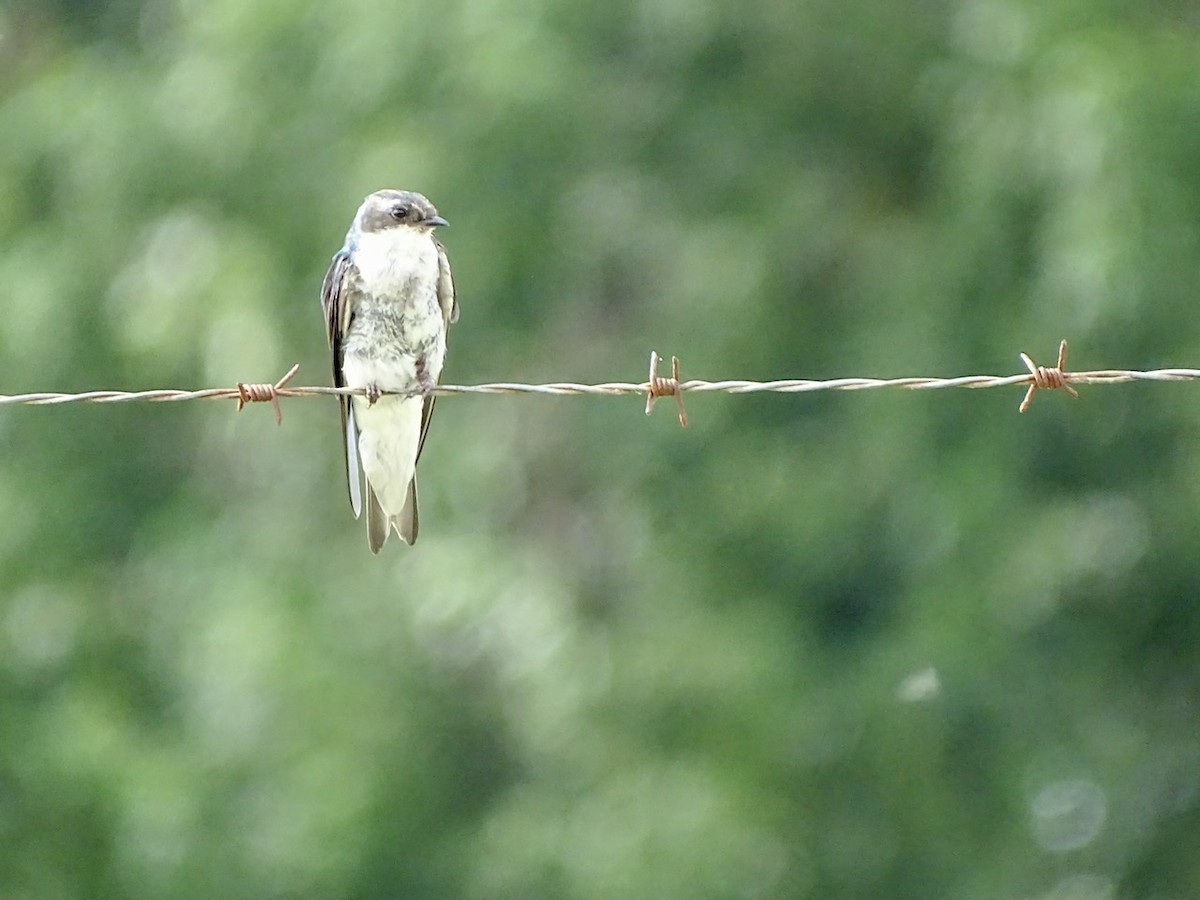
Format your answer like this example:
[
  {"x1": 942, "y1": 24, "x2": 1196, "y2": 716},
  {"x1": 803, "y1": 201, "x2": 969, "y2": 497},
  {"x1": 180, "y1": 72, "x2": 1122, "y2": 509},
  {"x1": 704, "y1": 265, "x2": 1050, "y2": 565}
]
[{"x1": 353, "y1": 227, "x2": 437, "y2": 294}]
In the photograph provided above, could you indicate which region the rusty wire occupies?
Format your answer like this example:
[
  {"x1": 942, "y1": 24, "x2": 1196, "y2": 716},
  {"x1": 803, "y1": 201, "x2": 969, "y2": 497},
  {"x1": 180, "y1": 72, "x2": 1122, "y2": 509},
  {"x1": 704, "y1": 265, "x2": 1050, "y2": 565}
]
[{"x1": 0, "y1": 343, "x2": 1197, "y2": 427}]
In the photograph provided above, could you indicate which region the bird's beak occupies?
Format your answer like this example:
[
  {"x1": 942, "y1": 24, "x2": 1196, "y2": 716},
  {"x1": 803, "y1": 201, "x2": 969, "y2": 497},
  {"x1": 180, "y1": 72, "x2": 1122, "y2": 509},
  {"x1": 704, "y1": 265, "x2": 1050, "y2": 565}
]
[{"x1": 426, "y1": 215, "x2": 449, "y2": 228}]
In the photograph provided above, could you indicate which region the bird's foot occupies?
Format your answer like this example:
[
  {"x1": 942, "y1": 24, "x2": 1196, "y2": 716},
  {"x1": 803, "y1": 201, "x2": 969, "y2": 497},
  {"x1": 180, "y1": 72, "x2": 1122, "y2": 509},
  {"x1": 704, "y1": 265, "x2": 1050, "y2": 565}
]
[
  {"x1": 365, "y1": 382, "x2": 381, "y2": 406},
  {"x1": 415, "y1": 358, "x2": 435, "y2": 395}
]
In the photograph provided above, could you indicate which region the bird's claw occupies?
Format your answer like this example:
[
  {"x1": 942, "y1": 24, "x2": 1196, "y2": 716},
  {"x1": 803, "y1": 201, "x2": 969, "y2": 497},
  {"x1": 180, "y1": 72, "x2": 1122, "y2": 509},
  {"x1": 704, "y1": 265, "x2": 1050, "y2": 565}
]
[{"x1": 415, "y1": 359, "x2": 435, "y2": 395}]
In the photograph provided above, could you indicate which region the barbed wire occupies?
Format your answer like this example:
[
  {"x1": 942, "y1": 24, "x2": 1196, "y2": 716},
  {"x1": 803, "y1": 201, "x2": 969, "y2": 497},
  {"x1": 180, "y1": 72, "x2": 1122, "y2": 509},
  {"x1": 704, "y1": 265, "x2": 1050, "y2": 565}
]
[{"x1": 0, "y1": 342, "x2": 1197, "y2": 428}]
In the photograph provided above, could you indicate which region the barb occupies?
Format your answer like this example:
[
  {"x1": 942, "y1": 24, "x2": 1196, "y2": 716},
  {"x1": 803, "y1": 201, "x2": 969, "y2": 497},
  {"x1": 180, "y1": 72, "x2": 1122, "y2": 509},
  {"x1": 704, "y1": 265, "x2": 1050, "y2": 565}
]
[
  {"x1": 1019, "y1": 340, "x2": 1079, "y2": 413},
  {"x1": 237, "y1": 363, "x2": 300, "y2": 424},
  {"x1": 645, "y1": 351, "x2": 688, "y2": 428},
  {"x1": 2, "y1": 343, "x2": 1199, "y2": 423}
]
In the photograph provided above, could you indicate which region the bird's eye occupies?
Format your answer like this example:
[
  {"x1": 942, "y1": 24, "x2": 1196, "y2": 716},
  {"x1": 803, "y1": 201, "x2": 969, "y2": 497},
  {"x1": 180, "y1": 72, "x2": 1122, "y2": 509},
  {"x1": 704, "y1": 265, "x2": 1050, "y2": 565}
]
[{"x1": 390, "y1": 205, "x2": 409, "y2": 220}]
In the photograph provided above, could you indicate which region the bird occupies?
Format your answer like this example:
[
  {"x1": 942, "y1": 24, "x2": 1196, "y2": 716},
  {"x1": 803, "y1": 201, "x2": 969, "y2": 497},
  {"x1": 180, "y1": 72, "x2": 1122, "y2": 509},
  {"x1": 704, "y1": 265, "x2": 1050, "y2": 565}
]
[{"x1": 320, "y1": 189, "x2": 458, "y2": 552}]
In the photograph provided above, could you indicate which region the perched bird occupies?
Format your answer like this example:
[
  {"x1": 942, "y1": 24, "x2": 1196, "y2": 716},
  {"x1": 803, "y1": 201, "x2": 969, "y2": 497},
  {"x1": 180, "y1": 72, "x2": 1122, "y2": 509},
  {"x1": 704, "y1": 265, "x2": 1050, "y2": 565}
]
[{"x1": 321, "y1": 189, "x2": 458, "y2": 552}]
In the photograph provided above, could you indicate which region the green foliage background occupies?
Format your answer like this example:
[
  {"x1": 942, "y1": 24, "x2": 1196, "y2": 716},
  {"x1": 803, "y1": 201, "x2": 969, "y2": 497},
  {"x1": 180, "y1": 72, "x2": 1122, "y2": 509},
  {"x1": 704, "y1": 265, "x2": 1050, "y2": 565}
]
[{"x1": 2, "y1": 1, "x2": 1199, "y2": 897}]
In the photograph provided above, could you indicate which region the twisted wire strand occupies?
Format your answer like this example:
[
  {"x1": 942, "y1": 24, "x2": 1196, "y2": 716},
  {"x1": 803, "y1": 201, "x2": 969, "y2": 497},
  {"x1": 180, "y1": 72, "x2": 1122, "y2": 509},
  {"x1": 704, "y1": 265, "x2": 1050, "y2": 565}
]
[
  {"x1": 3, "y1": 370, "x2": 1198, "y2": 402},
  {"x1": 2, "y1": 369, "x2": 1198, "y2": 404},
  {"x1": 1, "y1": 346, "x2": 1197, "y2": 416}
]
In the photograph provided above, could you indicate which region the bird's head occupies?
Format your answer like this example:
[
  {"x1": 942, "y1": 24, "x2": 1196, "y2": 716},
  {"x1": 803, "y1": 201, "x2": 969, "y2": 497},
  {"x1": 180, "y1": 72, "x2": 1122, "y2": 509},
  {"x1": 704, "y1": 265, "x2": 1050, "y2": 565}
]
[{"x1": 355, "y1": 189, "x2": 448, "y2": 235}]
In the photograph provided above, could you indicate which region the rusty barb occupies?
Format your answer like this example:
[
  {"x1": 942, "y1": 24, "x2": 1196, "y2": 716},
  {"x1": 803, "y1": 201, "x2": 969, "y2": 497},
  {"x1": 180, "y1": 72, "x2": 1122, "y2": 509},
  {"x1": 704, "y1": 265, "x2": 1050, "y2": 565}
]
[
  {"x1": 1018, "y1": 340, "x2": 1079, "y2": 413},
  {"x1": 236, "y1": 363, "x2": 300, "y2": 425},
  {"x1": 644, "y1": 351, "x2": 688, "y2": 428},
  {"x1": 2, "y1": 341, "x2": 1199, "y2": 426}
]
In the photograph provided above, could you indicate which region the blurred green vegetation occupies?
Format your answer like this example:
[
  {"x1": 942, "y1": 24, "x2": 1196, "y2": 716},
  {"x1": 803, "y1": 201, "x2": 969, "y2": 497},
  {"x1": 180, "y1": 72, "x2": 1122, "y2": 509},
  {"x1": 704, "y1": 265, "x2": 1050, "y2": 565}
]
[{"x1": 2, "y1": 0, "x2": 1199, "y2": 897}]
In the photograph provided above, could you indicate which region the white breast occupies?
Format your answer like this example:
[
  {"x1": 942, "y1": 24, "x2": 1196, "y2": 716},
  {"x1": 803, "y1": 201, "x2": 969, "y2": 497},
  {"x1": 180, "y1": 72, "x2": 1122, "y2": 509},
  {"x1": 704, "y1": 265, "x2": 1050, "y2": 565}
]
[{"x1": 341, "y1": 225, "x2": 447, "y2": 401}]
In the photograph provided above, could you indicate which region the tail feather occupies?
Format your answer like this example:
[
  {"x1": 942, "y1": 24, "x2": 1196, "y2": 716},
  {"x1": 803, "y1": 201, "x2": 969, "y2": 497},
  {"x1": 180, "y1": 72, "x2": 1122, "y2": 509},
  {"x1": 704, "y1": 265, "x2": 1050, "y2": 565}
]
[
  {"x1": 396, "y1": 478, "x2": 419, "y2": 545},
  {"x1": 365, "y1": 478, "x2": 419, "y2": 551},
  {"x1": 365, "y1": 483, "x2": 389, "y2": 554}
]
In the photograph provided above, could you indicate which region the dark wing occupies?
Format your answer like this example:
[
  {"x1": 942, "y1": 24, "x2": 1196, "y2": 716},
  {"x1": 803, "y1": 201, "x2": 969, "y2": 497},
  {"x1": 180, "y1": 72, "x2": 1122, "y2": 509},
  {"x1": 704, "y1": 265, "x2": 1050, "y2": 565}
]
[
  {"x1": 320, "y1": 249, "x2": 363, "y2": 518},
  {"x1": 414, "y1": 237, "x2": 457, "y2": 463}
]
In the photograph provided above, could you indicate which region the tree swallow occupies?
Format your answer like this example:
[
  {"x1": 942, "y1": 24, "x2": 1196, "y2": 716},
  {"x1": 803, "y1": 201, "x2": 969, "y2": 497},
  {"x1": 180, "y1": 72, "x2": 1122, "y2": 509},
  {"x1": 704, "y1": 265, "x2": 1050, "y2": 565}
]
[{"x1": 321, "y1": 189, "x2": 458, "y2": 552}]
